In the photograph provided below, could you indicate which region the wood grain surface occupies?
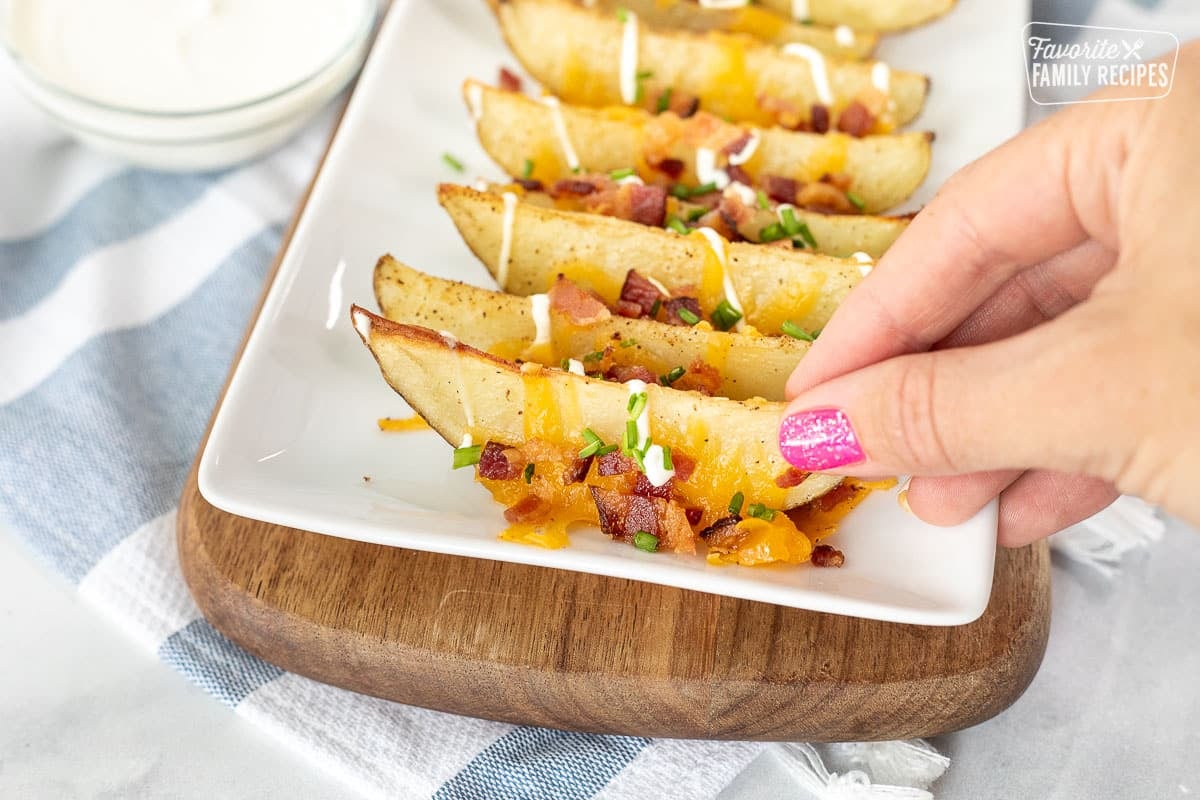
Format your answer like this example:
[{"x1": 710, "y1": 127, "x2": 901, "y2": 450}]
[{"x1": 176, "y1": 92, "x2": 1051, "y2": 743}]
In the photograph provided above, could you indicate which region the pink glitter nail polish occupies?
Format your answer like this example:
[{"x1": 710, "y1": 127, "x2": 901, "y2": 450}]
[{"x1": 778, "y1": 408, "x2": 865, "y2": 471}]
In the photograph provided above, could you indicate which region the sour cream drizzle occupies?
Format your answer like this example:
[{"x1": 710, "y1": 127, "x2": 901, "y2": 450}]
[
  {"x1": 566, "y1": 359, "x2": 585, "y2": 375},
  {"x1": 791, "y1": 0, "x2": 810, "y2": 22},
  {"x1": 726, "y1": 130, "x2": 760, "y2": 166},
  {"x1": 871, "y1": 61, "x2": 891, "y2": 94},
  {"x1": 497, "y1": 191, "x2": 519, "y2": 287},
  {"x1": 695, "y1": 227, "x2": 744, "y2": 332},
  {"x1": 851, "y1": 251, "x2": 875, "y2": 276},
  {"x1": 466, "y1": 82, "x2": 484, "y2": 121},
  {"x1": 529, "y1": 293, "x2": 551, "y2": 348},
  {"x1": 619, "y1": 10, "x2": 640, "y2": 105},
  {"x1": 624, "y1": 379, "x2": 674, "y2": 487},
  {"x1": 725, "y1": 182, "x2": 757, "y2": 207},
  {"x1": 834, "y1": 25, "x2": 855, "y2": 47},
  {"x1": 695, "y1": 147, "x2": 730, "y2": 190},
  {"x1": 781, "y1": 43, "x2": 833, "y2": 106},
  {"x1": 540, "y1": 96, "x2": 580, "y2": 172},
  {"x1": 698, "y1": 0, "x2": 749, "y2": 8}
]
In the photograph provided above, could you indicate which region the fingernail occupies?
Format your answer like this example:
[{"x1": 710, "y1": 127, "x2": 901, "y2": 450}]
[
  {"x1": 897, "y1": 478, "x2": 913, "y2": 515},
  {"x1": 779, "y1": 408, "x2": 865, "y2": 471}
]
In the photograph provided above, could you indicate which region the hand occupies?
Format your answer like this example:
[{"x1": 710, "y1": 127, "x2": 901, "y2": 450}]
[{"x1": 778, "y1": 41, "x2": 1200, "y2": 546}]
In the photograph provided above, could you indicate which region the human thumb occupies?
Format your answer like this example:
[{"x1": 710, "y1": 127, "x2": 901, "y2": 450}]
[{"x1": 776, "y1": 308, "x2": 1138, "y2": 482}]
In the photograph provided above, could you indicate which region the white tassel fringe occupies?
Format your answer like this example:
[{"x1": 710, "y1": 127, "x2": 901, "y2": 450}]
[
  {"x1": 772, "y1": 740, "x2": 949, "y2": 799},
  {"x1": 1049, "y1": 495, "x2": 1165, "y2": 578}
]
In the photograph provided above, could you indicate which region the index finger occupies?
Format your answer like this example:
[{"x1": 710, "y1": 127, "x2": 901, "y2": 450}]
[{"x1": 787, "y1": 94, "x2": 1138, "y2": 399}]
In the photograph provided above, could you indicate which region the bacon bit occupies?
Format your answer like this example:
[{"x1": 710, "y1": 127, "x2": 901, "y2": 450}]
[
  {"x1": 586, "y1": 346, "x2": 616, "y2": 376},
  {"x1": 797, "y1": 181, "x2": 856, "y2": 214},
  {"x1": 821, "y1": 172, "x2": 854, "y2": 191},
  {"x1": 607, "y1": 363, "x2": 657, "y2": 384},
  {"x1": 628, "y1": 184, "x2": 667, "y2": 227},
  {"x1": 504, "y1": 494, "x2": 551, "y2": 524},
  {"x1": 479, "y1": 441, "x2": 523, "y2": 481},
  {"x1": 619, "y1": 269, "x2": 665, "y2": 316},
  {"x1": 674, "y1": 94, "x2": 700, "y2": 119},
  {"x1": 762, "y1": 175, "x2": 799, "y2": 204},
  {"x1": 694, "y1": 208, "x2": 735, "y2": 240},
  {"x1": 548, "y1": 275, "x2": 612, "y2": 325},
  {"x1": 563, "y1": 455, "x2": 594, "y2": 484},
  {"x1": 808, "y1": 481, "x2": 859, "y2": 512},
  {"x1": 663, "y1": 296, "x2": 702, "y2": 326},
  {"x1": 721, "y1": 132, "x2": 753, "y2": 157},
  {"x1": 810, "y1": 104, "x2": 831, "y2": 134},
  {"x1": 671, "y1": 452, "x2": 695, "y2": 483},
  {"x1": 514, "y1": 178, "x2": 544, "y2": 192},
  {"x1": 811, "y1": 544, "x2": 846, "y2": 567},
  {"x1": 718, "y1": 192, "x2": 754, "y2": 228},
  {"x1": 774, "y1": 467, "x2": 809, "y2": 488},
  {"x1": 837, "y1": 101, "x2": 876, "y2": 138},
  {"x1": 551, "y1": 178, "x2": 598, "y2": 196},
  {"x1": 677, "y1": 358, "x2": 721, "y2": 396},
  {"x1": 614, "y1": 299, "x2": 644, "y2": 318},
  {"x1": 654, "y1": 158, "x2": 686, "y2": 179},
  {"x1": 591, "y1": 487, "x2": 660, "y2": 543},
  {"x1": 498, "y1": 67, "x2": 523, "y2": 93},
  {"x1": 656, "y1": 501, "x2": 696, "y2": 553},
  {"x1": 726, "y1": 164, "x2": 752, "y2": 186},
  {"x1": 685, "y1": 508, "x2": 703, "y2": 526},
  {"x1": 597, "y1": 451, "x2": 638, "y2": 476},
  {"x1": 634, "y1": 472, "x2": 673, "y2": 500},
  {"x1": 699, "y1": 515, "x2": 740, "y2": 540},
  {"x1": 716, "y1": 210, "x2": 746, "y2": 243}
]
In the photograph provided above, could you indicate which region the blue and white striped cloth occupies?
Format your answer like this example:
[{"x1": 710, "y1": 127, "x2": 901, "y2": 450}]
[{"x1": 0, "y1": 53, "x2": 800, "y2": 799}]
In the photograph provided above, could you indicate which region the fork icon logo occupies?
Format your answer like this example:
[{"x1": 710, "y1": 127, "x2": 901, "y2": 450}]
[{"x1": 1122, "y1": 38, "x2": 1145, "y2": 61}]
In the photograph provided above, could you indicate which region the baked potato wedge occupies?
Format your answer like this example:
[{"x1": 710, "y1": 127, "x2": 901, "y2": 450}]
[
  {"x1": 351, "y1": 307, "x2": 842, "y2": 511},
  {"x1": 439, "y1": 184, "x2": 866, "y2": 334},
  {"x1": 490, "y1": 0, "x2": 928, "y2": 128},
  {"x1": 373, "y1": 255, "x2": 809, "y2": 402},
  {"x1": 757, "y1": 0, "x2": 957, "y2": 33},
  {"x1": 585, "y1": 0, "x2": 878, "y2": 60},
  {"x1": 466, "y1": 81, "x2": 931, "y2": 215}
]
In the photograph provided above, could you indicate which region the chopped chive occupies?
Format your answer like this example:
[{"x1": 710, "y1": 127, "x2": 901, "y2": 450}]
[
  {"x1": 746, "y1": 503, "x2": 776, "y2": 521},
  {"x1": 656, "y1": 87, "x2": 673, "y2": 114},
  {"x1": 452, "y1": 444, "x2": 482, "y2": 469},
  {"x1": 579, "y1": 440, "x2": 604, "y2": 458},
  {"x1": 756, "y1": 189, "x2": 769, "y2": 210},
  {"x1": 661, "y1": 445, "x2": 674, "y2": 471},
  {"x1": 442, "y1": 153, "x2": 465, "y2": 172},
  {"x1": 712, "y1": 299, "x2": 743, "y2": 331},
  {"x1": 665, "y1": 216, "x2": 689, "y2": 235},
  {"x1": 686, "y1": 206, "x2": 707, "y2": 222},
  {"x1": 583, "y1": 350, "x2": 606, "y2": 362},
  {"x1": 620, "y1": 337, "x2": 638, "y2": 348},
  {"x1": 670, "y1": 183, "x2": 691, "y2": 200},
  {"x1": 781, "y1": 320, "x2": 816, "y2": 342},
  {"x1": 759, "y1": 222, "x2": 786, "y2": 242},
  {"x1": 728, "y1": 491, "x2": 745, "y2": 516},
  {"x1": 595, "y1": 443, "x2": 619, "y2": 457},
  {"x1": 635, "y1": 82, "x2": 644, "y2": 104},
  {"x1": 633, "y1": 530, "x2": 659, "y2": 552},
  {"x1": 649, "y1": 298, "x2": 662, "y2": 318},
  {"x1": 572, "y1": 165, "x2": 582, "y2": 174},
  {"x1": 846, "y1": 191, "x2": 866, "y2": 211},
  {"x1": 523, "y1": 463, "x2": 535, "y2": 483},
  {"x1": 616, "y1": 7, "x2": 629, "y2": 23},
  {"x1": 795, "y1": 221, "x2": 817, "y2": 248},
  {"x1": 624, "y1": 419, "x2": 639, "y2": 451},
  {"x1": 581, "y1": 428, "x2": 603, "y2": 446},
  {"x1": 522, "y1": 158, "x2": 534, "y2": 178},
  {"x1": 690, "y1": 181, "x2": 718, "y2": 196},
  {"x1": 560, "y1": 357, "x2": 571, "y2": 370},
  {"x1": 628, "y1": 391, "x2": 648, "y2": 419},
  {"x1": 659, "y1": 365, "x2": 686, "y2": 386},
  {"x1": 800, "y1": 17, "x2": 813, "y2": 25},
  {"x1": 677, "y1": 307, "x2": 701, "y2": 326},
  {"x1": 637, "y1": 69, "x2": 654, "y2": 79},
  {"x1": 780, "y1": 207, "x2": 801, "y2": 236},
  {"x1": 610, "y1": 167, "x2": 636, "y2": 180}
]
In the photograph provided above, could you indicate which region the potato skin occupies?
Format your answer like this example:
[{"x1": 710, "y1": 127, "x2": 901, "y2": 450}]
[
  {"x1": 757, "y1": 0, "x2": 957, "y2": 33},
  {"x1": 373, "y1": 254, "x2": 810, "y2": 402},
  {"x1": 351, "y1": 306, "x2": 842, "y2": 509},
  {"x1": 438, "y1": 184, "x2": 866, "y2": 335},
  {"x1": 494, "y1": 0, "x2": 929, "y2": 127},
  {"x1": 467, "y1": 80, "x2": 931, "y2": 215}
]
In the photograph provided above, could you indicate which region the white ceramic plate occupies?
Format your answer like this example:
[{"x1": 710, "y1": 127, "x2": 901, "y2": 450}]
[{"x1": 200, "y1": 0, "x2": 1027, "y2": 625}]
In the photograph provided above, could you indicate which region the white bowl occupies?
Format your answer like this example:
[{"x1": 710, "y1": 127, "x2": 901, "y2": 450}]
[{"x1": 1, "y1": 3, "x2": 377, "y2": 172}]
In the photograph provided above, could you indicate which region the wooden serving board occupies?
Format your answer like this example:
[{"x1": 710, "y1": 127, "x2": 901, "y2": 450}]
[{"x1": 177, "y1": 103, "x2": 1051, "y2": 744}]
